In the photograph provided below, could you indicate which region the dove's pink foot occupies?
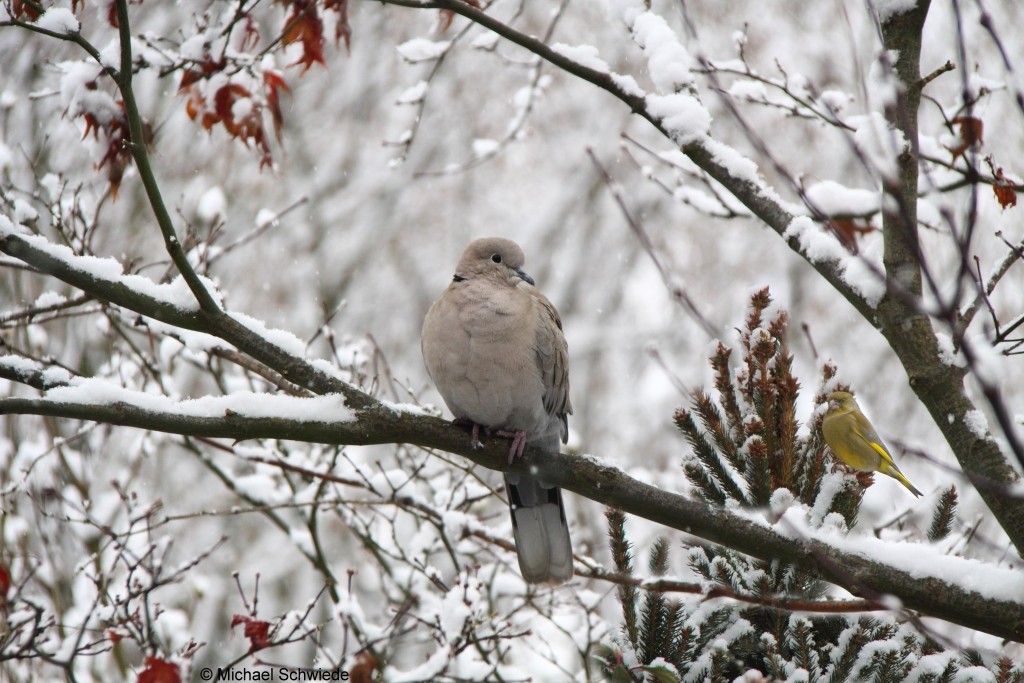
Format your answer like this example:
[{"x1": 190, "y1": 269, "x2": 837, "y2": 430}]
[
  {"x1": 453, "y1": 418, "x2": 485, "y2": 449},
  {"x1": 495, "y1": 429, "x2": 528, "y2": 463}
]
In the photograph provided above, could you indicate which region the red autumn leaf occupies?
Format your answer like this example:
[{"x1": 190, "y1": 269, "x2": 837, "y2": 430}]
[
  {"x1": 94, "y1": 103, "x2": 128, "y2": 166},
  {"x1": 107, "y1": 629, "x2": 124, "y2": 645},
  {"x1": 987, "y1": 159, "x2": 1018, "y2": 211},
  {"x1": 183, "y1": 82, "x2": 274, "y2": 167},
  {"x1": 81, "y1": 112, "x2": 101, "y2": 140},
  {"x1": 201, "y1": 110, "x2": 221, "y2": 131},
  {"x1": 185, "y1": 89, "x2": 210, "y2": 127},
  {"x1": 263, "y1": 70, "x2": 290, "y2": 138},
  {"x1": 241, "y1": 15, "x2": 262, "y2": 52},
  {"x1": 953, "y1": 116, "x2": 984, "y2": 147},
  {"x1": 91, "y1": 101, "x2": 133, "y2": 198},
  {"x1": 993, "y1": 176, "x2": 1017, "y2": 210},
  {"x1": 438, "y1": 0, "x2": 481, "y2": 32},
  {"x1": 11, "y1": 0, "x2": 41, "y2": 20},
  {"x1": 215, "y1": 85, "x2": 272, "y2": 164},
  {"x1": 280, "y1": 2, "x2": 326, "y2": 72},
  {"x1": 137, "y1": 656, "x2": 181, "y2": 683},
  {"x1": 350, "y1": 650, "x2": 379, "y2": 683},
  {"x1": 179, "y1": 70, "x2": 203, "y2": 92},
  {"x1": 179, "y1": 58, "x2": 229, "y2": 91},
  {"x1": 0, "y1": 564, "x2": 11, "y2": 607},
  {"x1": 106, "y1": 0, "x2": 142, "y2": 28},
  {"x1": 14, "y1": 0, "x2": 83, "y2": 20},
  {"x1": 231, "y1": 614, "x2": 272, "y2": 651},
  {"x1": 73, "y1": 97, "x2": 148, "y2": 199},
  {"x1": 438, "y1": 10, "x2": 456, "y2": 33},
  {"x1": 947, "y1": 116, "x2": 984, "y2": 160},
  {"x1": 213, "y1": 83, "x2": 253, "y2": 135},
  {"x1": 325, "y1": 0, "x2": 352, "y2": 51},
  {"x1": 993, "y1": 186, "x2": 1017, "y2": 209},
  {"x1": 827, "y1": 218, "x2": 874, "y2": 254}
]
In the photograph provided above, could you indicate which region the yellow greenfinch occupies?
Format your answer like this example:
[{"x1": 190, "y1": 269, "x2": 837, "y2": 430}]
[{"x1": 821, "y1": 391, "x2": 923, "y2": 497}]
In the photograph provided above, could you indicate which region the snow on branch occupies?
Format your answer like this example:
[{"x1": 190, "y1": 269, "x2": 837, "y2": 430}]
[
  {"x1": 1, "y1": 379, "x2": 1021, "y2": 642},
  {"x1": 0, "y1": 219, "x2": 207, "y2": 326},
  {"x1": 43, "y1": 378, "x2": 357, "y2": 424},
  {"x1": 0, "y1": 223, "x2": 374, "y2": 405}
]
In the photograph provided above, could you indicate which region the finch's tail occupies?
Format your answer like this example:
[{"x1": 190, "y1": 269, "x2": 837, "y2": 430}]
[
  {"x1": 881, "y1": 462, "x2": 923, "y2": 498},
  {"x1": 504, "y1": 473, "x2": 573, "y2": 583}
]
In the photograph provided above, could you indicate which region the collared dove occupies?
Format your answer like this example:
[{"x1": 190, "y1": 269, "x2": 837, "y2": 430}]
[{"x1": 422, "y1": 237, "x2": 573, "y2": 583}]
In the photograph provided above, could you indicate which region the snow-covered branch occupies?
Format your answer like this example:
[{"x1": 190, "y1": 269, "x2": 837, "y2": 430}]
[
  {"x1": 1, "y1": 368, "x2": 1021, "y2": 642},
  {"x1": 0, "y1": 226, "x2": 374, "y2": 408}
]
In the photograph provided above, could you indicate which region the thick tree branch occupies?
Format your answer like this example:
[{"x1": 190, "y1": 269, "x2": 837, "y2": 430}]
[
  {"x1": 0, "y1": 230, "x2": 375, "y2": 409},
  {"x1": 874, "y1": 3, "x2": 1024, "y2": 552},
  {"x1": 0, "y1": 232, "x2": 203, "y2": 330},
  {"x1": 0, "y1": 394, "x2": 1021, "y2": 642}
]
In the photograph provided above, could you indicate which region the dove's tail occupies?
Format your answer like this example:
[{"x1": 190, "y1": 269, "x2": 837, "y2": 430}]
[{"x1": 504, "y1": 473, "x2": 573, "y2": 584}]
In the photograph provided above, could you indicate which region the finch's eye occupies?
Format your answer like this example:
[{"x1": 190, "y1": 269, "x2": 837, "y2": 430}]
[{"x1": 491, "y1": 254, "x2": 502, "y2": 264}]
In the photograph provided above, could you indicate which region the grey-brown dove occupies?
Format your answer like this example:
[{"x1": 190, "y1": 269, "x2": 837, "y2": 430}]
[{"x1": 421, "y1": 237, "x2": 573, "y2": 583}]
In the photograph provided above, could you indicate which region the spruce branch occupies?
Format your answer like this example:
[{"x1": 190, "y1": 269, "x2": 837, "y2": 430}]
[
  {"x1": 927, "y1": 486, "x2": 959, "y2": 542},
  {"x1": 606, "y1": 507, "x2": 639, "y2": 649}
]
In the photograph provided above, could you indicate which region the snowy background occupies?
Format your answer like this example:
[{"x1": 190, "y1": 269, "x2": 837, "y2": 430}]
[{"x1": 2, "y1": 0, "x2": 1023, "y2": 679}]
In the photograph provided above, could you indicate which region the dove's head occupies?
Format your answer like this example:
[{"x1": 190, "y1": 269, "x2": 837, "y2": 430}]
[{"x1": 454, "y1": 237, "x2": 534, "y2": 286}]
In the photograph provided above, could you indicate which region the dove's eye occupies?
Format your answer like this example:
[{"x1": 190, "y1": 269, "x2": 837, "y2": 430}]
[{"x1": 491, "y1": 254, "x2": 502, "y2": 264}]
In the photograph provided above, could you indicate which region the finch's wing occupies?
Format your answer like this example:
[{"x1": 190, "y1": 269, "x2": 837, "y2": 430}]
[{"x1": 851, "y1": 420, "x2": 899, "y2": 468}]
